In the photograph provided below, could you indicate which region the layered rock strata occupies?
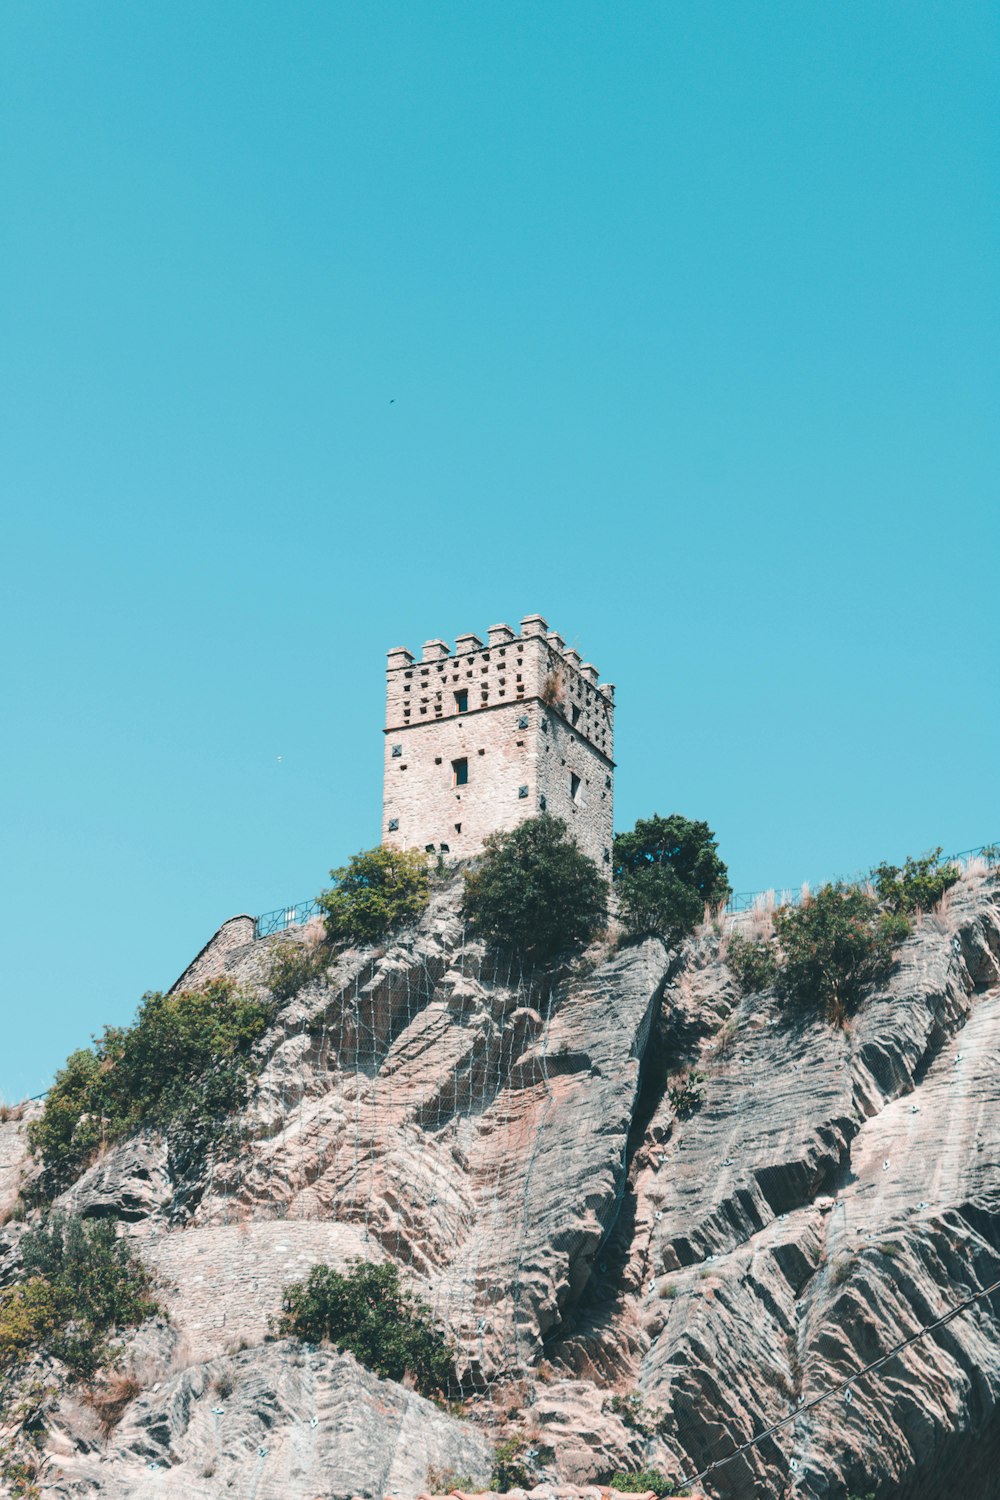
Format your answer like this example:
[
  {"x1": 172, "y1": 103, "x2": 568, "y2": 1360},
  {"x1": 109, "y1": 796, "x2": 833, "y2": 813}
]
[{"x1": 2, "y1": 868, "x2": 998, "y2": 1499}]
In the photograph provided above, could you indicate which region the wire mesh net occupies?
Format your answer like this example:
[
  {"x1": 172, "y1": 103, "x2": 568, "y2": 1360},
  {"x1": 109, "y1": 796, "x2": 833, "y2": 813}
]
[{"x1": 131, "y1": 850, "x2": 1000, "y2": 1499}]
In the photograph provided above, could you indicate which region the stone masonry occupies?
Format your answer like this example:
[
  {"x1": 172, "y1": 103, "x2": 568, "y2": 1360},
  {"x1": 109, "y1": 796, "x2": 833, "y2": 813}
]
[{"x1": 382, "y1": 614, "x2": 615, "y2": 872}]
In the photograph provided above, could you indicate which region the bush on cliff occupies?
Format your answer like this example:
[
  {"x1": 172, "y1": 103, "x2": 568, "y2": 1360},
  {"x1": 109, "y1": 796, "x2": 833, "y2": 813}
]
[
  {"x1": 1, "y1": 1213, "x2": 157, "y2": 1379},
  {"x1": 276, "y1": 1260, "x2": 453, "y2": 1398},
  {"x1": 461, "y1": 815, "x2": 607, "y2": 966},
  {"x1": 609, "y1": 1472, "x2": 684, "y2": 1497},
  {"x1": 726, "y1": 931, "x2": 779, "y2": 995},
  {"x1": 870, "y1": 847, "x2": 960, "y2": 915},
  {"x1": 613, "y1": 814, "x2": 730, "y2": 944},
  {"x1": 28, "y1": 978, "x2": 275, "y2": 1193},
  {"x1": 772, "y1": 884, "x2": 910, "y2": 1023},
  {"x1": 264, "y1": 929, "x2": 330, "y2": 1002},
  {"x1": 317, "y1": 845, "x2": 430, "y2": 947}
]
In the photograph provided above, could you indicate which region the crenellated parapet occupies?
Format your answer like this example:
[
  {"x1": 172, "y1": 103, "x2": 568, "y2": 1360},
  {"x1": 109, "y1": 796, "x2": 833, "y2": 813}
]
[{"x1": 385, "y1": 614, "x2": 614, "y2": 761}]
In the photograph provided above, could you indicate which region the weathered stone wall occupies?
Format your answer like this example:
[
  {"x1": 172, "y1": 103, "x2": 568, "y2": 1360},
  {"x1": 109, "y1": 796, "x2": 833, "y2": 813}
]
[
  {"x1": 168, "y1": 914, "x2": 257, "y2": 994},
  {"x1": 383, "y1": 614, "x2": 615, "y2": 871},
  {"x1": 536, "y1": 711, "x2": 614, "y2": 870}
]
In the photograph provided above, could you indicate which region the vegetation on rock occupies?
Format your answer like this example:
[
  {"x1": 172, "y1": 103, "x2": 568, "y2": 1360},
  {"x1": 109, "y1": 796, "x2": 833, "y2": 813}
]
[
  {"x1": 276, "y1": 1259, "x2": 454, "y2": 1398},
  {"x1": 461, "y1": 815, "x2": 607, "y2": 966},
  {"x1": 772, "y1": 884, "x2": 910, "y2": 1021},
  {"x1": 7, "y1": 1213, "x2": 157, "y2": 1379},
  {"x1": 726, "y1": 850, "x2": 960, "y2": 1015},
  {"x1": 0, "y1": 1213, "x2": 157, "y2": 1496},
  {"x1": 667, "y1": 1070, "x2": 706, "y2": 1119},
  {"x1": 613, "y1": 814, "x2": 730, "y2": 944},
  {"x1": 609, "y1": 1470, "x2": 686, "y2": 1496},
  {"x1": 318, "y1": 845, "x2": 430, "y2": 946},
  {"x1": 490, "y1": 1436, "x2": 536, "y2": 1491},
  {"x1": 726, "y1": 931, "x2": 779, "y2": 995},
  {"x1": 264, "y1": 931, "x2": 330, "y2": 1002},
  {"x1": 870, "y1": 847, "x2": 960, "y2": 914},
  {"x1": 28, "y1": 978, "x2": 275, "y2": 1194},
  {"x1": 605, "y1": 1390, "x2": 665, "y2": 1437}
]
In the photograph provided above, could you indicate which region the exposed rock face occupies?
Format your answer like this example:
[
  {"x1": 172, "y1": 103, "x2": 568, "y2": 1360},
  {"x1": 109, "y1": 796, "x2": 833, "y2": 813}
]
[
  {"x1": 6, "y1": 868, "x2": 1000, "y2": 1499},
  {"x1": 47, "y1": 1340, "x2": 492, "y2": 1499}
]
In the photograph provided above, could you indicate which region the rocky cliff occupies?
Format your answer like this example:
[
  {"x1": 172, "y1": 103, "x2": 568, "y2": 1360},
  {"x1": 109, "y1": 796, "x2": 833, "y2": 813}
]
[{"x1": 2, "y1": 866, "x2": 999, "y2": 1499}]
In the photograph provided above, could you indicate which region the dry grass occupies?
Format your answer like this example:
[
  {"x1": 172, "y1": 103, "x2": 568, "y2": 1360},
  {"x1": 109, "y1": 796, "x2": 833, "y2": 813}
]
[
  {"x1": 0, "y1": 1100, "x2": 26, "y2": 1124},
  {"x1": 86, "y1": 1371, "x2": 141, "y2": 1436},
  {"x1": 540, "y1": 666, "x2": 565, "y2": 709},
  {"x1": 709, "y1": 1014, "x2": 739, "y2": 1059},
  {"x1": 749, "y1": 896, "x2": 777, "y2": 941},
  {"x1": 130, "y1": 1334, "x2": 198, "y2": 1390}
]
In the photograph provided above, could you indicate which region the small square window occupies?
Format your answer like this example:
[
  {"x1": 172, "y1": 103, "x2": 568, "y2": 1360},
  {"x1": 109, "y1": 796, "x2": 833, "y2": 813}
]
[
  {"x1": 434, "y1": 756, "x2": 443, "y2": 765},
  {"x1": 391, "y1": 744, "x2": 402, "y2": 757},
  {"x1": 518, "y1": 785, "x2": 529, "y2": 798},
  {"x1": 388, "y1": 818, "x2": 399, "y2": 832},
  {"x1": 452, "y1": 757, "x2": 468, "y2": 786},
  {"x1": 477, "y1": 747, "x2": 485, "y2": 755},
  {"x1": 517, "y1": 715, "x2": 529, "y2": 729}
]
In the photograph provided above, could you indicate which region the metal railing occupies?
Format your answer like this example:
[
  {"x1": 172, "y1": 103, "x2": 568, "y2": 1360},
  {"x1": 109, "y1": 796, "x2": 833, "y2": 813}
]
[
  {"x1": 725, "y1": 841, "x2": 999, "y2": 915},
  {"x1": 253, "y1": 899, "x2": 322, "y2": 939}
]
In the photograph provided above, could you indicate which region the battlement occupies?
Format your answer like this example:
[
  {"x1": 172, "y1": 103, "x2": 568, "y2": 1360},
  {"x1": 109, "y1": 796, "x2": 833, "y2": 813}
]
[
  {"x1": 383, "y1": 613, "x2": 615, "y2": 870},
  {"x1": 385, "y1": 614, "x2": 614, "y2": 761}
]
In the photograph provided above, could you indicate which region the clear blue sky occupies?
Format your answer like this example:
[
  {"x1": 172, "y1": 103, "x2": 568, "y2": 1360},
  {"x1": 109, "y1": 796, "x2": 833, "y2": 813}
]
[{"x1": 2, "y1": 3, "x2": 997, "y2": 1100}]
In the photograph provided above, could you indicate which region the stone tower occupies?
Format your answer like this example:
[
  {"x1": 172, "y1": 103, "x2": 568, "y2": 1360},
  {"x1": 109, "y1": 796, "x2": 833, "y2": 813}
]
[{"x1": 382, "y1": 614, "x2": 614, "y2": 872}]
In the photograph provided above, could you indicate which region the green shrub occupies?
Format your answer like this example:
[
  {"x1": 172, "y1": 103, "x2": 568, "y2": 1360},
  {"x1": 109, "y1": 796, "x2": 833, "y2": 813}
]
[
  {"x1": 726, "y1": 932, "x2": 779, "y2": 995},
  {"x1": 668, "y1": 1071, "x2": 705, "y2": 1119},
  {"x1": 870, "y1": 847, "x2": 960, "y2": 915},
  {"x1": 318, "y1": 846, "x2": 430, "y2": 947},
  {"x1": 606, "y1": 1392, "x2": 663, "y2": 1437},
  {"x1": 772, "y1": 884, "x2": 909, "y2": 1022},
  {"x1": 28, "y1": 978, "x2": 275, "y2": 1193},
  {"x1": 491, "y1": 1437, "x2": 534, "y2": 1491},
  {"x1": 613, "y1": 815, "x2": 730, "y2": 944},
  {"x1": 461, "y1": 815, "x2": 607, "y2": 966},
  {"x1": 276, "y1": 1260, "x2": 453, "y2": 1398},
  {"x1": 609, "y1": 1471, "x2": 684, "y2": 1496},
  {"x1": 265, "y1": 937, "x2": 329, "y2": 1002},
  {"x1": 2, "y1": 1214, "x2": 156, "y2": 1380}
]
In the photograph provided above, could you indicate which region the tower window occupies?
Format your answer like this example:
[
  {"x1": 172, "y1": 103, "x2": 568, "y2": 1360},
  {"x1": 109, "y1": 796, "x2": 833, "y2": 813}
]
[
  {"x1": 455, "y1": 690, "x2": 468, "y2": 713},
  {"x1": 454, "y1": 822, "x2": 462, "y2": 834},
  {"x1": 570, "y1": 772, "x2": 582, "y2": 803},
  {"x1": 571, "y1": 705, "x2": 581, "y2": 727},
  {"x1": 452, "y1": 757, "x2": 469, "y2": 786}
]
